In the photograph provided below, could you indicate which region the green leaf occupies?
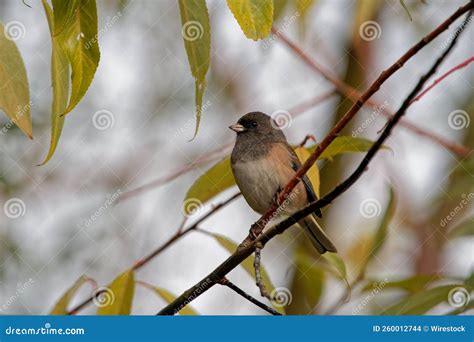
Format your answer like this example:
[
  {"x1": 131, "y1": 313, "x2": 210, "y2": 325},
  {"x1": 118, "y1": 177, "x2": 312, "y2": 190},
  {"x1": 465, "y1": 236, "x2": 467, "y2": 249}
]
[
  {"x1": 294, "y1": 146, "x2": 320, "y2": 197},
  {"x1": 362, "y1": 275, "x2": 440, "y2": 294},
  {"x1": 272, "y1": 0, "x2": 289, "y2": 22},
  {"x1": 50, "y1": 275, "x2": 88, "y2": 315},
  {"x1": 150, "y1": 286, "x2": 198, "y2": 315},
  {"x1": 399, "y1": 0, "x2": 413, "y2": 21},
  {"x1": 55, "y1": 0, "x2": 100, "y2": 116},
  {"x1": 359, "y1": 188, "x2": 396, "y2": 275},
  {"x1": 97, "y1": 270, "x2": 135, "y2": 315},
  {"x1": 382, "y1": 284, "x2": 471, "y2": 315},
  {"x1": 184, "y1": 157, "x2": 235, "y2": 214},
  {"x1": 39, "y1": 0, "x2": 70, "y2": 165},
  {"x1": 295, "y1": 0, "x2": 316, "y2": 37},
  {"x1": 227, "y1": 0, "x2": 273, "y2": 40},
  {"x1": 51, "y1": 0, "x2": 80, "y2": 36},
  {"x1": 178, "y1": 0, "x2": 210, "y2": 139},
  {"x1": 448, "y1": 217, "x2": 474, "y2": 238},
  {"x1": 0, "y1": 21, "x2": 32, "y2": 138},
  {"x1": 287, "y1": 252, "x2": 324, "y2": 314},
  {"x1": 311, "y1": 136, "x2": 389, "y2": 161},
  {"x1": 184, "y1": 136, "x2": 382, "y2": 212}
]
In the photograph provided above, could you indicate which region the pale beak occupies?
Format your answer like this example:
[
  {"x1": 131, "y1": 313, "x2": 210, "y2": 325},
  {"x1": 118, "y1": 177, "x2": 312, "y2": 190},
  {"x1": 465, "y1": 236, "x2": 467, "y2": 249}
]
[{"x1": 229, "y1": 123, "x2": 245, "y2": 133}]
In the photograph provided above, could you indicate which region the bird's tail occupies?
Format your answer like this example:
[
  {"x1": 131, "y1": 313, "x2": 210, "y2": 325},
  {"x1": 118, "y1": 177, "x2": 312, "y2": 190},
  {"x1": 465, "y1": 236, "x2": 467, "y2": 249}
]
[{"x1": 299, "y1": 215, "x2": 337, "y2": 254}]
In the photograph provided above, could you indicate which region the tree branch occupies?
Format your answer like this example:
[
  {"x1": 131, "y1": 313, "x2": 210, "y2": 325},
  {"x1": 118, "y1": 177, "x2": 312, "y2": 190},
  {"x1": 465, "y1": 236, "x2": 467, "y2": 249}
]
[
  {"x1": 272, "y1": 21, "x2": 472, "y2": 158},
  {"x1": 218, "y1": 277, "x2": 281, "y2": 315},
  {"x1": 156, "y1": 5, "x2": 473, "y2": 315},
  {"x1": 411, "y1": 56, "x2": 474, "y2": 103},
  {"x1": 67, "y1": 192, "x2": 241, "y2": 315}
]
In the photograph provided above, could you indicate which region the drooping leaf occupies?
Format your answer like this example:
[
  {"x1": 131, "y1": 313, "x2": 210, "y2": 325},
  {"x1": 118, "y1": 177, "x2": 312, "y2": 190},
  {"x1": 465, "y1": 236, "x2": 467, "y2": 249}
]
[
  {"x1": 51, "y1": 0, "x2": 80, "y2": 36},
  {"x1": 382, "y1": 284, "x2": 471, "y2": 315},
  {"x1": 0, "y1": 22, "x2": 32, "y2": 138},
  {"x1": 287, "y1": 252, "x2": 324, "y2": 314},
  {"x1": 40, "y1": 0, "x2": 70, "y2": 165},
  {"x1": 311, "y1": 136, "x2": 389, "y2": 161},
  {"x1": 399, "y1": 0, "x2": 413, "y2": 21},
  {"x1": 294, "y1": 146, "x2": 320, "y2": 197},
  {"x1": 448, "y1": 217, "x2": 474, "y2": 238},
  {"x1": 359, "y1": 188, "x2": 396, "y2": 275},
  {"x1": 55, "y1": 0, "x2": 100, "y2": 116},
  {"x1": 50, "y1": 275, "x2": 88, "y2": 315},
  {"x1": 272, "y1": 0, "x2": 289, "y2": 22},
  {"x1": 227, "y1": 0, "x2": 273, "y2": 40},
  {"x1": 151, "y1": 286, "x2": 198, "y2": 315},
  {"x1": 184, "y1": 136, "x2": 384, "y2": 212},
  {"x1": 362, "y1": 275, "x2": 440, "y2": 294},
  {"x1": 178, "y1": 0, "x2": 210, "y2": 139},
  {"x1": 97, "y1": 270, "x2": 135, "y2": 315}
]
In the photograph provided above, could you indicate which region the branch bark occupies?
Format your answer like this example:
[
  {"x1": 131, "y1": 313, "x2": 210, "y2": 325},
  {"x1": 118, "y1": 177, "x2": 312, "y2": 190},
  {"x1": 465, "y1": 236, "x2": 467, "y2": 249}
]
[{"x1": 157, "y1": 4, "x2": 473, "y2": 315}]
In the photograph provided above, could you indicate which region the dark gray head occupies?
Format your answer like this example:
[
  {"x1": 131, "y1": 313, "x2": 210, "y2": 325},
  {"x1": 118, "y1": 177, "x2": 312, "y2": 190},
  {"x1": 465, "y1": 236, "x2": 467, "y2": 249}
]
[{"x1": 229, "y1": 112, "x2": 287, "y2": 143}]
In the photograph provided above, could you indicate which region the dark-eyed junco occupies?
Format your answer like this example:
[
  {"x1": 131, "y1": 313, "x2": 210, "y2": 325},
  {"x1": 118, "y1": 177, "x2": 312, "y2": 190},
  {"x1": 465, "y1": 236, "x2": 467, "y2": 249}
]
[{"x1": 229, "y1": 112, "x2": 337, "y2": 254}]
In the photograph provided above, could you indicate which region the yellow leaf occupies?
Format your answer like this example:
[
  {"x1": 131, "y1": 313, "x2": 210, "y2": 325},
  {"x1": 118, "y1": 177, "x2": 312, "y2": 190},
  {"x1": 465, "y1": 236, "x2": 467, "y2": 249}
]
[
  {"x1": 178, "y1": 0, "x2": 210, "y2": 139},
  {"x1": 0, "y1": 21, "x2": 32, "y2": 138},
  {"x1": 227, "y1": 0, "x2": 273, "y2": 40},
  {"x1": 97, "y1": 270, "x2": 135, "y2": 315},
  {"x1": 294, "y1": 146, "x2": 320, "y2": 197},
  {"x1": 50, "y1": 275, "x2": 88, "y2": 315},
  {"x1": 39, "y1": 0, "x2": 70, "y2": 165}
]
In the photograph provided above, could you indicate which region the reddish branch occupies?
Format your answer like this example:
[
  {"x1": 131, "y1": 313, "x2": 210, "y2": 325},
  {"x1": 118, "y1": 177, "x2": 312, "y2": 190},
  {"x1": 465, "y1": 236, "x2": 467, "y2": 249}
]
[
  {"x1": 272, "y1": 29, "x2": 472, "y2": 158},
  {"x1": 412, "y1": 56, "x2": 474, "y2": 103},
  {"x1": 157, "y1": 4, "x2": 473, "y2": 315}
]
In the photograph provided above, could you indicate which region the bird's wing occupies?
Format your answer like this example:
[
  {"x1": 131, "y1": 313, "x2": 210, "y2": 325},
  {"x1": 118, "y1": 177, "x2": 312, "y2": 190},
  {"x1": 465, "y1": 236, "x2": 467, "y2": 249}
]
[{"x1": 283, "y1": 143, "x2": 323, "y2": 218}]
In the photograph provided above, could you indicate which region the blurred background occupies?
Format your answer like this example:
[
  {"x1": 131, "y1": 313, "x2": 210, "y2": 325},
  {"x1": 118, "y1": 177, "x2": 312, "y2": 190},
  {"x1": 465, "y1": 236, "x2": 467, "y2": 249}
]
[{"x1": 0, "y1": 0, "x2": 472, "y2": 315}]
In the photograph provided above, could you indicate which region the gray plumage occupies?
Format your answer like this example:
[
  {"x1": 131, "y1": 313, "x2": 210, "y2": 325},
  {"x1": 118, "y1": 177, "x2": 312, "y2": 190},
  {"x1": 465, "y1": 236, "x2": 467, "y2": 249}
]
[{"x1": 230, "y1": 112, "x2": 337, "y2": 254}]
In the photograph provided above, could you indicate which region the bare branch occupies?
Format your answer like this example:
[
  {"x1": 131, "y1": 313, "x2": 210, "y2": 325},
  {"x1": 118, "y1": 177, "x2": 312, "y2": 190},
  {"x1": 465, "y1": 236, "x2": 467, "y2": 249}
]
[{"x1": 218, "y1": 277, "x2": 281, "y2": 315}]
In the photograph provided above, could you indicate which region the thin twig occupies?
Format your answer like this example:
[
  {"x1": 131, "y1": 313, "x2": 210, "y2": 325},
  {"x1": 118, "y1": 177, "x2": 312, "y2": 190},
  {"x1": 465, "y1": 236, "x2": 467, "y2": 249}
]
[
  {"x1": 156, "y1": 6, "x2": 472, "y2": 315},
  {"x1": 272, "y1": 27, "x2": 472, "y2": 157},
  {"x1": 253, "y1": 242, "x2": 271, "y2": 299},
  {"x1": 218, "y1": 277, "x2": 281, "y2": 315},
  {"x1": 411, "y1": 56, "x2": 474, "y2": 103},
  {"x1": 67, "y1": 192, "x2": 241, "y2": 315}
]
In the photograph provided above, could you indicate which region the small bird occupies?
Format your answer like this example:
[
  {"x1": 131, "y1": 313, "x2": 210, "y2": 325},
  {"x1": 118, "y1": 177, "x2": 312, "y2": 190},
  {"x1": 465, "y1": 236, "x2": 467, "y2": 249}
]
[{"x1": 229, "y1": 111, "x2": 337, "y2": 254}]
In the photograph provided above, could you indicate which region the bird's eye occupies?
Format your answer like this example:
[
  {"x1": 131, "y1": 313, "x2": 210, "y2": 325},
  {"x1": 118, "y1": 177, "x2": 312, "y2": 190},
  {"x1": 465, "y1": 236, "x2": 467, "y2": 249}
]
[{"x1": 251, "y1": 121, "x2": 258, "y2": 127}]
